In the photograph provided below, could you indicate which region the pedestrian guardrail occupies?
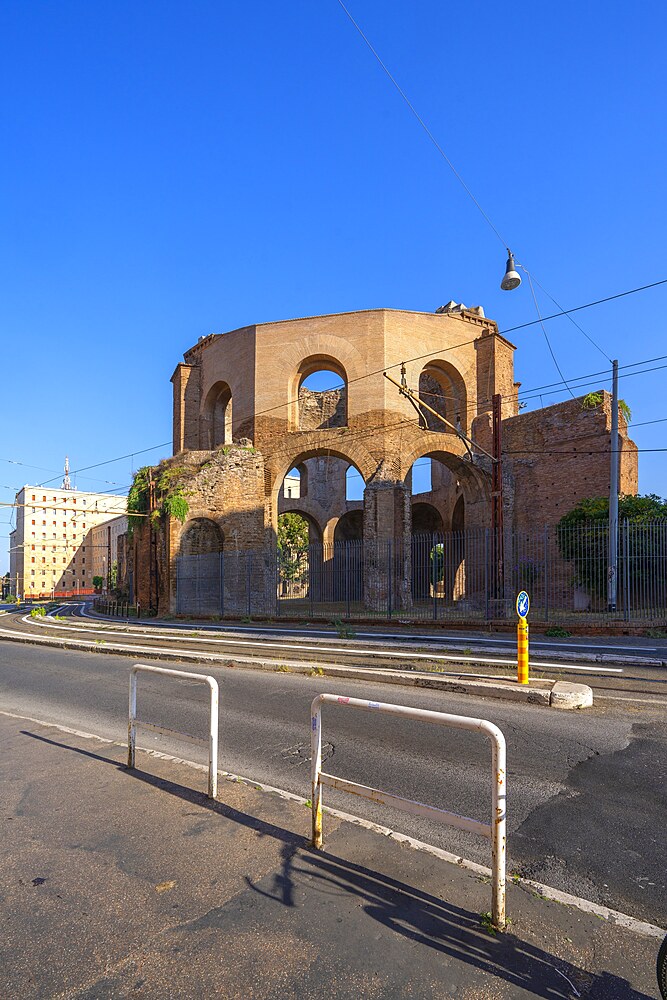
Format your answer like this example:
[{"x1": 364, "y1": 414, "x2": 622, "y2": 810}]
[
  {"x1": 310, "y1": 693, "x2": 507, "y2": 929},
  {"x1": 127, "y1": 664, "x2": 219, "y2": 799}
]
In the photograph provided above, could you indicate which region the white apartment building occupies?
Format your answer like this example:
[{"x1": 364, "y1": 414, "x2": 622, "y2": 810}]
[
  {"x1": 90, "y1": 514, "x2": 128, "y2": 588},
  {"x1": 9, "y1": 486, "x2": 127, "y2": 598}
]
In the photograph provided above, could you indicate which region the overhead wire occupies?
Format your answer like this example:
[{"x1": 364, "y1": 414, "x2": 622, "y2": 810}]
[
  {"x1": 335, "y1": 0, "x2": 508, "y2": 249},
  {"x1": 334, "y1": 0, "x2": 626, "y2": 388},
  {"x1": 3, "y1": 284, "x2": 664, "y2": 506}
]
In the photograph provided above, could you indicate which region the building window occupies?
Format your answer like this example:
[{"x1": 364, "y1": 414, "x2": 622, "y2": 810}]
[
  {"x1": 42, "y1": 496, "x2": 46, "y2": 502},
  {"x1": 31, "y1": 520, "x2": 35, "y2": 526},
  {"x1": 31, "y1": 557, "x2": 35, "y2": 563},
  {"x1": 31, "y1": 495, "x2": 35, "y2": 501}
]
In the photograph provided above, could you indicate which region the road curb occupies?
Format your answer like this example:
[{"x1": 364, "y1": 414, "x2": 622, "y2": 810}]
[
  {"x1": 81, "y1": 609, "x2": 667, "y2": 667},
  {"x1": 0, "y1": 706, "x2": 661, "y2": 939},
  {"x1": 0, "y1": 626, "x2": 593, "y2": 708}
]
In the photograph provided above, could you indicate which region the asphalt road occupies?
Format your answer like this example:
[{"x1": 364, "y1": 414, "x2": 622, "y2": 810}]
[
  {"x1": 1, "y1": 638, "x2": 665, "y2": 929},
  {"x1": 4, "y1": 603, "x2": 667, "y2": 700}
]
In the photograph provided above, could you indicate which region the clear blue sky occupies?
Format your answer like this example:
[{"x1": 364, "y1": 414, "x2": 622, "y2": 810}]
[{"x1": 2, "y1": 1, "x2": 667, "y2": 571}]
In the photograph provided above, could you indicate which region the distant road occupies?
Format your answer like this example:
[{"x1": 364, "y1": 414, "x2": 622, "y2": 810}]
[
  {"x1": 0, "y1": 639, "x2": 665, "y2": 927},
  {"x1": 1, "y1": 601, "x2": 666, "y2": 703}
]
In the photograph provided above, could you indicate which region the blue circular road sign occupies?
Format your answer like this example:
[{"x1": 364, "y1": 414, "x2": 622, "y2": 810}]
[{"x1": 516, "y1": 590, "x2": 530, "y2": 618}]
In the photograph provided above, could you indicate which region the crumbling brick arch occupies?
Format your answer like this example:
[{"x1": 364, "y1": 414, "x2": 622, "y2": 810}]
[
  {"x1": 287, "y1": 355, "x2": 348, "y2": 432},
  {"x1": 199, "y1": 381, "x2": 232, "y2": 449},
  {"x1": 267, "y1": 435, "x2": 377, "y2": 528},
  {"x1": 179, "y1": 517, "x2": 224, "y2": 557},
  {"x1": 280, "y1": 333, "x2": 366, "y2": 432},
  {"x1": 418, "y1": 360, "x2": 468, "y2": 435}
]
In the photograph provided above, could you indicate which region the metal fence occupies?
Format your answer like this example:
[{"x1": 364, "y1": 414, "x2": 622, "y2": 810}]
[{"x1": 174, "y1": 520, "x2": 667, "y2": 623}]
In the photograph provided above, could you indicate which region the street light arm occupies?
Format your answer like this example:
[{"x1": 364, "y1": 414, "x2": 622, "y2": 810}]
[{"x1": 383, "y1": 371, "x2": 496, "y2": 462}]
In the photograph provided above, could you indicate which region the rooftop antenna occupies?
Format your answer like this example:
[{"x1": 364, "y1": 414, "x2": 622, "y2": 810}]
[{"x1": 62, "y1": 455, "x2": 72, "y2": 491}]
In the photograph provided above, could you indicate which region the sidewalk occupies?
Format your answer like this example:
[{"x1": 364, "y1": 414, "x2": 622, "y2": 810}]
[{"x1": 0, "y1": 712, "x2": 662, "y2": 999}]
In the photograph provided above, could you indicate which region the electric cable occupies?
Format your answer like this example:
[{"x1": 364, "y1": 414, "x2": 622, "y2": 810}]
[{"x1": 335, "y1": 0, "x2": 508, "y2": 249}]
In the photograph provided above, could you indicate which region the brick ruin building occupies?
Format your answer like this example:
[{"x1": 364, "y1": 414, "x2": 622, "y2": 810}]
[{"x1": 128, "y1": 304, "x2": 637, "y2": 617}]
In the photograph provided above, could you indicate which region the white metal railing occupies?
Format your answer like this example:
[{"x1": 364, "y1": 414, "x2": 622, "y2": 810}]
[
  {"x1": 128, "y1": 664, "x2": 219, "y2": 799},
  {"x1": 310, "y1": 693, "x2": 507, "y2": 929}
]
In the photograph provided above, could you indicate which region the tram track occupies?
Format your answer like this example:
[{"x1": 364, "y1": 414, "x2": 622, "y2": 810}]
[{"x1": 1, "y1": 602, "x2": 666, "y2": 702}]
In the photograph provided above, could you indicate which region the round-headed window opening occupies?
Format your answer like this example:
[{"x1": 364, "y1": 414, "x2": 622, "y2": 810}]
[
  {"x1": 295, "y1": 359, "x2": 348, "y2": 431},
  {"x1": 418, "y1": 361, "x2": 467, "y2": 435}
]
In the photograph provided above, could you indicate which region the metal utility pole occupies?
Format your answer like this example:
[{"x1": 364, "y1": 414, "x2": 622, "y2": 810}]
[
  {"x1": 491, "y1": 394, "x2": 504, "y2": 603},
  {"x1": 107, "y1": 525, "x2": 112, "y2": 594},
  {"x1": 148, "y1": 471, "x2": 155, "y2": 613},
  {"x1": 608, "y1": 359, "x2": 619, "y2": 612}
]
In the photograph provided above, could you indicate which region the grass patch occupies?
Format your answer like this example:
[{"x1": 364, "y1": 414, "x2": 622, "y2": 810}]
[
  {"x1": 544, "y1": 626, "x2": 572, "y2": 638},
  {"x1": 331, "y1": 617, "x2": 356, "y2": 639}
]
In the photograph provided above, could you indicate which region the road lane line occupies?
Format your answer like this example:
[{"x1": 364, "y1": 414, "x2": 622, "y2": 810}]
[
  {"x1": 0, "y1": 707, "x2": 662, "y2": 939},
  {"x1": 23, "y1": 614, "x2": 624, "y2": 674}
]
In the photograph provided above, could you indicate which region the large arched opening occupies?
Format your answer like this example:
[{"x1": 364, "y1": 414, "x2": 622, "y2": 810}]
[
  {"x1": 418, "y1": 360, "x2": 468, "y2": 435},
  {"x1": 199, "y1": 382, "x2": 232, "y2": 449},
  {"x1": 179, "y1": 517, "x2": 224, "y2": 557},
  {"x1": 277, "y1": 510, "x2": 321, "y2": 601},
  {"x1": 176, "y1": 517, "x2": 224, "y2": 616},
  {"x1": 289, "y1": 356, "x2": 348, "y2": 431},
  {"x1": 404, "y1": 448, "x2": 482, "y2": 610},
  {"x1": 411, "y1": 503, "x2": 444, "y2": 600}
]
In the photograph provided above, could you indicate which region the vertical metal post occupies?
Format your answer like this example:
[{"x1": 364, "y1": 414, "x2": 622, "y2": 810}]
[
  {"x1": 310, "y1": 544, "x2": 314, "y2": 619},
  {"x1": 127, "y1": 670, "x2": 137, "y2": 768},
  {"x1": 543, "y1": 525, "x2": 549, "y2": 622},
  {"x1": 310, "y1": 697, "x2": 323, "y2": 849},
  {"x1": 432, "y1": 536, "x2": 438, "y2": 621},
  {"x1": 608, "y1": 359, "x2": 619, "y2": 611},
  {"x1": 623, "y1": 520, "x2": 631, "y2": 622},
  {"x1": 490, "y1": 728, "x2": 507, "y2": 930},
  {"x1": 220, "y1": 551, "x2": 225, "y2": 618},
  {"x1": 246, "y1": 552, "x2": 252, "y2": 618},
  {"x1": 387, "y1": 539, "x2": 393, "y2": 620},
  {"x1": 517, "y1": 617, "x2": 529, "y2": 684},
  {"x1": 484, "y1": 529, "x2": 490, "y2": 620},
  {"x1": 491, "y1": 393, "x2": 504, "y2": 609},
  {"x1": 345, "y1": 544, "x2": 351, "y2": 620},
  {"x1": 208, "y1": 680, "x2": 219, "y2": 800}
]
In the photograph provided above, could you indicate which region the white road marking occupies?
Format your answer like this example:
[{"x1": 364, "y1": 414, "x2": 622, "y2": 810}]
[
  {"x1": 22, "y1": 613, "x2": 624, "y2": 674},
  {"x1": 73, "y1": 606, "x2": 661, "y2": 653},
  {"x1": 0, "y1": 706, "x2": 663, "y2": 939}
]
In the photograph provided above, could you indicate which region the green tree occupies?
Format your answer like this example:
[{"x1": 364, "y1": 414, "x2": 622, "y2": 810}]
[
  {"x1": 92, "y1": 575, "x2": 104, "y2": 593},
  {"x1": 558, "y1": 494, "x2": 667, "y2": 601},
  {"x1": 277, "y1": 513, "x2": 310, "y2": 588}
]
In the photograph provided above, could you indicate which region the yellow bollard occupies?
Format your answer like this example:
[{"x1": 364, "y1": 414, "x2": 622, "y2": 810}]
[{"x1": 517, "y1": 616, "x2": 529, "y2": 684}]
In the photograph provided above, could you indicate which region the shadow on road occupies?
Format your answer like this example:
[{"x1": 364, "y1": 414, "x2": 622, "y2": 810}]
[{"x1": 21, "y1": 729, "x2": 656, "y2": 1000}]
